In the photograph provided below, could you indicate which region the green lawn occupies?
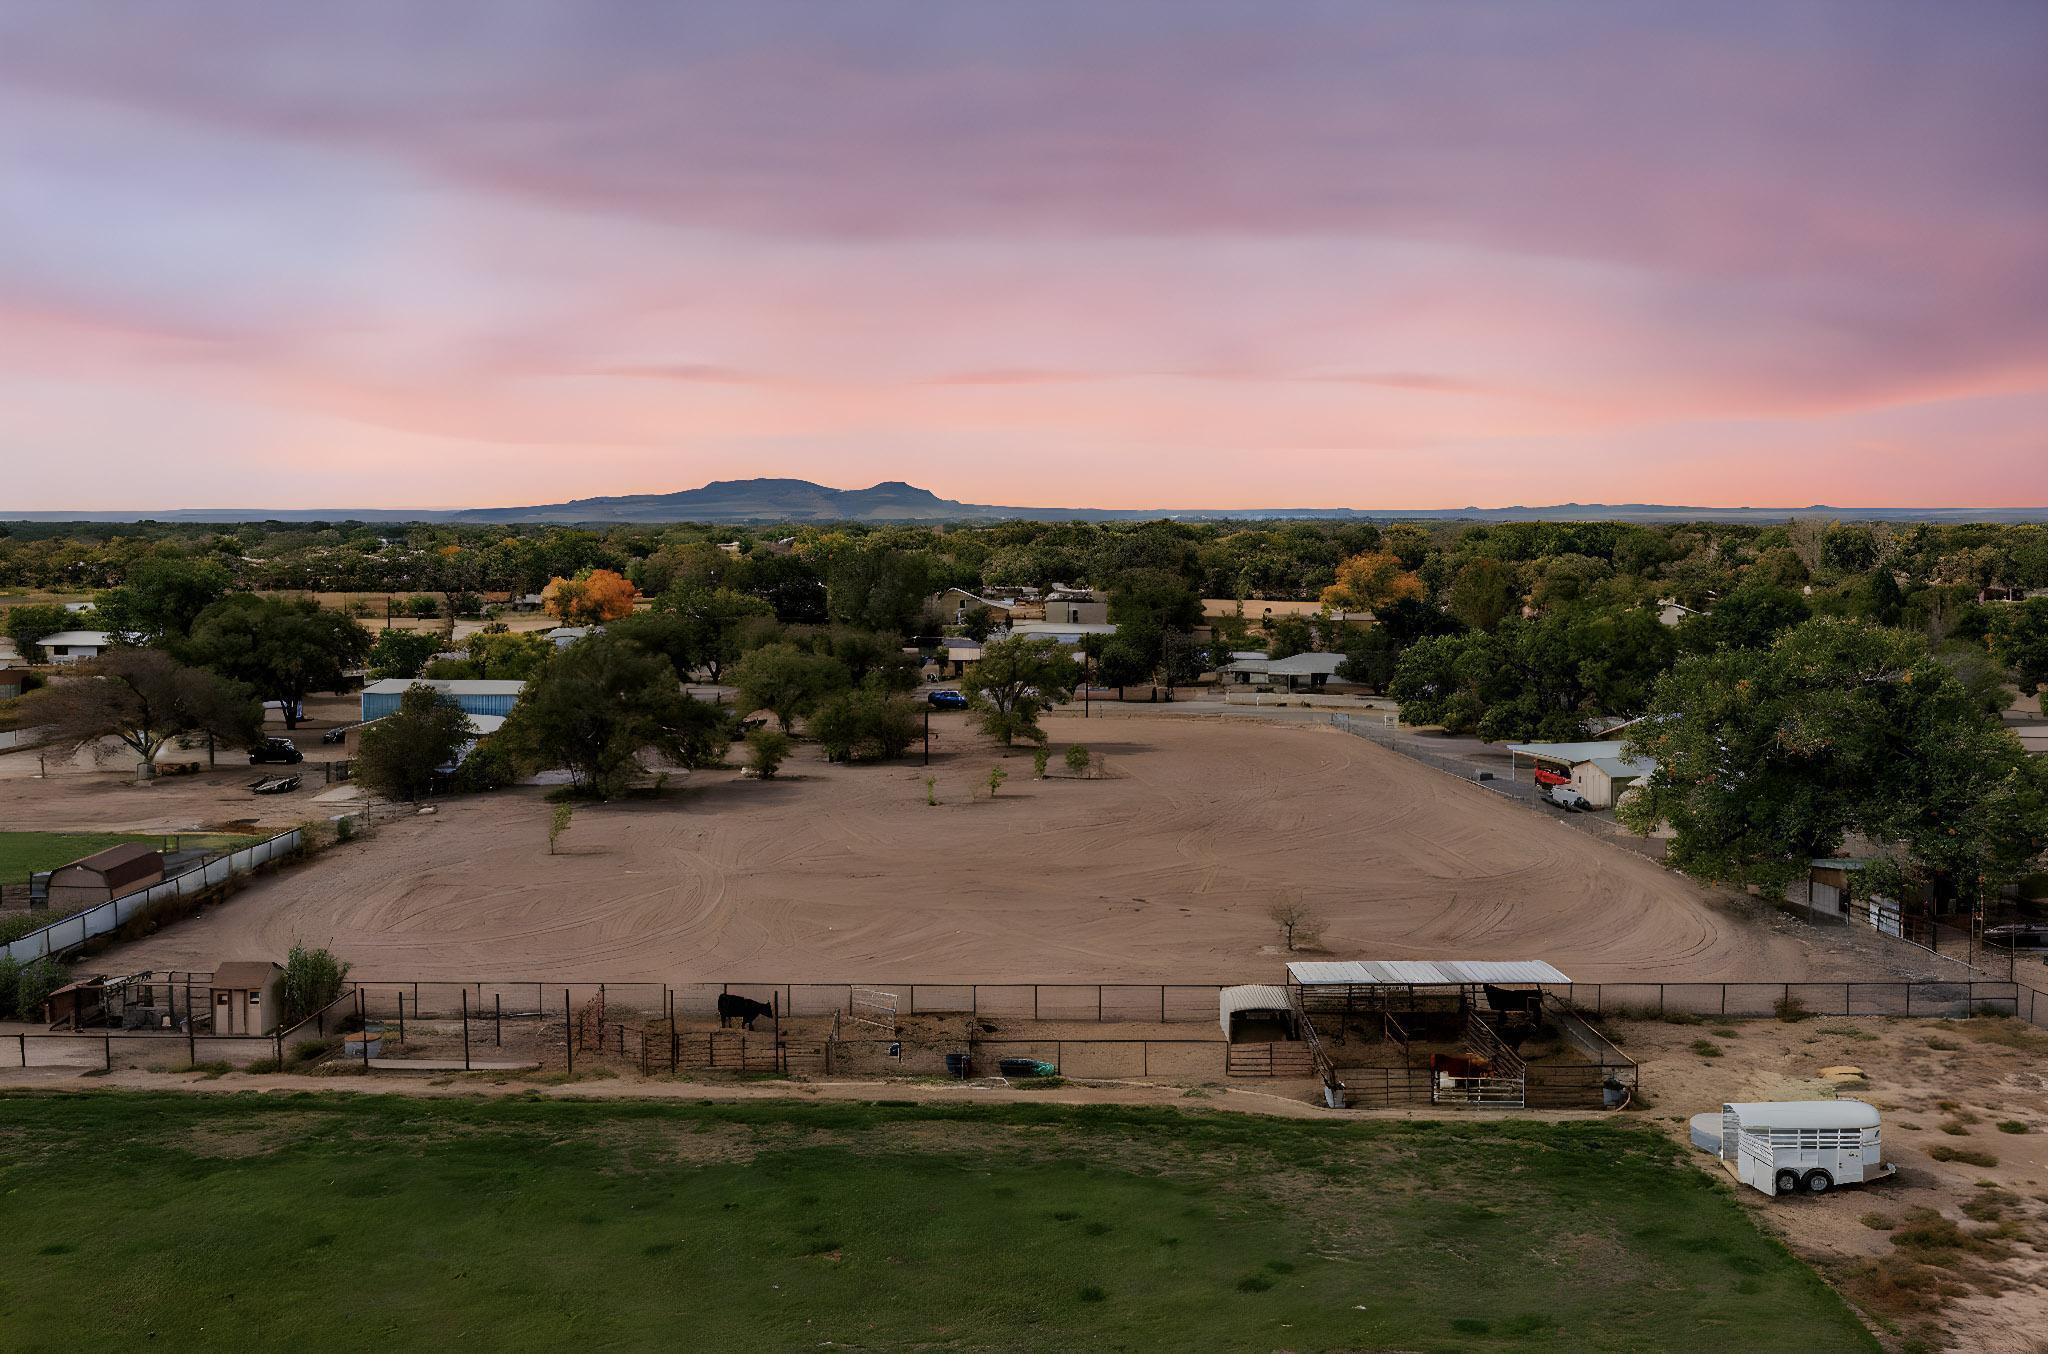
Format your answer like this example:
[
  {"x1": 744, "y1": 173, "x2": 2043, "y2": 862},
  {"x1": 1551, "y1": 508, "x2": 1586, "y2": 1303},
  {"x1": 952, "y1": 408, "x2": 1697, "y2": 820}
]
[
  {"x1": 0, "y1": 1094, "x2": 1875, "y2": 1353},
  {"x1": 0, "y1": 831, "x2": 258, "y2": 884}
]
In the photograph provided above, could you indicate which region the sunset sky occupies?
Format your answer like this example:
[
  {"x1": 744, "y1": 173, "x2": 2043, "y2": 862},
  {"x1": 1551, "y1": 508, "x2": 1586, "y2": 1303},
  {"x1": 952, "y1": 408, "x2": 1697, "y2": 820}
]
[{"x1": 2, "y1": 2, "x2": 2045, "y2": 512}]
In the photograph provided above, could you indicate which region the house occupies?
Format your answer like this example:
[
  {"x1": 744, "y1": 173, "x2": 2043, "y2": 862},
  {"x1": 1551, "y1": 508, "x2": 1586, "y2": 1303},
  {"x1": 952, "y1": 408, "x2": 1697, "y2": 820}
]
[
  {"x1": 926, "y1": 588, "x2": 1013, "y2": 627},
  {"x1": 1042, "y1": 588, "x2": 1109, "y2": 626},
  {"x1": 35, "y1": 630, "x2": 115, "y2": 663},
  {"x1": 45, "y1": 843, "x2": 164, "y2": 912},
  {"x1": 360, "y1": 678, "x2": 525, "y2": 722},
  {"x1": 938, "y1": 638, "x2": 984, "y2": 677},
  {"x1": 1220, "y1": 652, "x2": 1347, "y2": 690},
  {"x1": 1203, "y1": 598, "x2": 1371, "y2": 625},
  {"x1": 547, "y1": 625, "x2": 595, "y2": 649},
  {"x1": 1504, "y1": 739, "x2": 1657, "y2": 809},
  {"x1": 1656, "y1": 600, "x2": 1702, "y2": 627},
  {"x1": 1007, "y1": 620, "x2": 1118, "y2": 645},
  {"x1": 209, "y1": 960, "x2": 286, "y2": 1036}
]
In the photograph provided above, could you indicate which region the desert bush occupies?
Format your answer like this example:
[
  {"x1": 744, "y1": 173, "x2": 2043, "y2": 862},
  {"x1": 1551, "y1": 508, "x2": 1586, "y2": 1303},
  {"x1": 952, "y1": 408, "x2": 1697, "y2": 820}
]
[
  {"x1": 1689, "y1": 1039, "x2": 1723, "y2": 1058},
  {"x1": 1065, "y1": 745, "x2": 1091, "y2": 775},
  {"x1": 1773, "y1": 994, "x2": 1814, "y2": 1023},
  {"x1": 12, "y1": 957, "x2": 68, "y2": 1021},
  {"x1": 1032, "y1": 747, "x2": 1050, "y2": 778},
  {"x1": 1926, "y1": 1145, "x2": 1998, "y2": 1168},
  {"x1": 746, "y1": 727, "x2": 793, "y2": 778},
  {"x1": 281, "y1": 945, "x2": 351, "y2": 1026}
]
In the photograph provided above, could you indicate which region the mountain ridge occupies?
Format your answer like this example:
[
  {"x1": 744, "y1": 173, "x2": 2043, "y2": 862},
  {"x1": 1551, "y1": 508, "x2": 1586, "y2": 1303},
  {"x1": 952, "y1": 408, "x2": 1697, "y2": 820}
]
[{"x1": 8, "y1": 477, "x2": 2047, "y2": 524}]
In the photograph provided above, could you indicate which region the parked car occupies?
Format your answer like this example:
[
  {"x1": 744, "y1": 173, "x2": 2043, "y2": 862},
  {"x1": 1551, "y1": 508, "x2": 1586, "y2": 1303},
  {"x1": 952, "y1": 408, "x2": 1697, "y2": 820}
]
[
  {"x1": 249, "y1": 736, "x2": 303, "y2": 765},
  {"x1": 927, "y1": 689, "x2": 968, "y2": 709},
  {"x1": 1542, "y1": 782, "x2": 1591, "y2": 812},
  {"x1": 320, "y1": 725, "x2": 350, "y2": 745}
]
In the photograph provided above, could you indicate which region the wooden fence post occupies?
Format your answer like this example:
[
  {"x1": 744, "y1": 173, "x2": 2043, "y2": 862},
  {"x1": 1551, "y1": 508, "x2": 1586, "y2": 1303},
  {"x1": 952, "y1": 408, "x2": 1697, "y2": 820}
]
[
  {"x1": 564, "y1": 989, "x2": 573, "y2": 1074},
  {"x1": 495, "y1": 992, "x2": 502, "y2": 1047},
  {"x1": 398, "y1": 990, "x2": 406, "y2": 1042},
  {"x1": 461, "y1": 989, "x2": 471, "y2": 1071}
]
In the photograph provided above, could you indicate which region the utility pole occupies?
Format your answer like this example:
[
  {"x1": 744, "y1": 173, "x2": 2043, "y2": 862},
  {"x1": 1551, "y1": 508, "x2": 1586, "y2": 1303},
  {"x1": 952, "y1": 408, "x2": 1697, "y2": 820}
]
[{"x1": 922, "y1": 703, "x2": 930, "y2": 766}]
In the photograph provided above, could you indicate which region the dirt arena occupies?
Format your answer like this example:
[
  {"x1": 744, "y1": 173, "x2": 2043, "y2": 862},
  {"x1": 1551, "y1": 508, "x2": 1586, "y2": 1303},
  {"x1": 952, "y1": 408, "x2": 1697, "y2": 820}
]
[{"x1": 79, "y1": 714, "x2": 1941, "y2": 985}]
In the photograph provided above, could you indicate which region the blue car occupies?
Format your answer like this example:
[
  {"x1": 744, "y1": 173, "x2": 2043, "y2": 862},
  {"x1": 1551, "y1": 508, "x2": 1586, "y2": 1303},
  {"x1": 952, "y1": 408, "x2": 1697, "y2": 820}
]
[{"x1": 928, "y1": 689, "x2": 968, "y2": 709}]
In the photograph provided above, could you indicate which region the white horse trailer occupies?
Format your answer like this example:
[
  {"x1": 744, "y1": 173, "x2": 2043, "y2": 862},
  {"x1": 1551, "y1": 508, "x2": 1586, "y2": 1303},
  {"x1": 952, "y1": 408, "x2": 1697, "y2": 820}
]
[{"x1": 1705, "y1": 1101, "x2": 1894, "y2": 1197}]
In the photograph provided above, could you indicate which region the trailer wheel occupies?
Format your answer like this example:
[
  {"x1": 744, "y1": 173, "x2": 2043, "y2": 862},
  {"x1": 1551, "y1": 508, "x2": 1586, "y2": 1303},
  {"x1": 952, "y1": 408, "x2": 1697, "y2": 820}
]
[
  {"x1": 1802, "y1": 1169, "x2": 1835, "y2": 1195},
  {"x1": 1774, "y1": 1168, "x2": 1801, "y2": 1195}
]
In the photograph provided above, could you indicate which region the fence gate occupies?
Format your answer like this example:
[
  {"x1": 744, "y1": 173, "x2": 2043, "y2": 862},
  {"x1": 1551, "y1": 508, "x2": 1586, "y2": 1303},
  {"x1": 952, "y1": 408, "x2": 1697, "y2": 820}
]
[{"x1": 847, "y1": 987, "x2": 899, "y2": 1036}]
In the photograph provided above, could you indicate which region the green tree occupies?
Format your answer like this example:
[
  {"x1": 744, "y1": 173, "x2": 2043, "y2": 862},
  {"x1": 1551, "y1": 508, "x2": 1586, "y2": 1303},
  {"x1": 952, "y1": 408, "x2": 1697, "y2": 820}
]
[
  {"x1": 18, "y1": 648, "x2": 259, "y2": 779},
  {"x1": 826, "y1": 544, "x2": 932, "y2": 634},
  {"x1": 184, "y1": 595, "x2": 371, "y2": 728},
  {"x1": 1987, "y1": 597, "x2": 2048, "y2": 695},
  {"x1": 499, "y1": 634, "x2": 726, "y2": 799},
  {"x1": 730, "y1": 642, "x2": 851, "y2": 732},
  {"x1": 1446, "y1": 557, "x2": 1520, "y2": 630},
  {"x1": 1064, "y1": 745, "x2": 1091, "y2": 775},
  {"x1": 963, "y1": 635, "x2": 1078, "y2": 746},
  {"x1": 92, "y1": 556, "x2": 231, "y2": 642},
  {"x1": 367, "y1": 629, "x2": 444, "y2": 679},
  {"x1": 354, "y1": 684, "x2": 472, "y2": 801},
  {"x1": 5, "y1": 604, "x2": 74, "y2": 663},
  {"x1": 654, "y1": 585, "x2": 776, "y2": 681},
  {"x1": 1624, "y1": 618, "x2": 2048, "y2": 908}
]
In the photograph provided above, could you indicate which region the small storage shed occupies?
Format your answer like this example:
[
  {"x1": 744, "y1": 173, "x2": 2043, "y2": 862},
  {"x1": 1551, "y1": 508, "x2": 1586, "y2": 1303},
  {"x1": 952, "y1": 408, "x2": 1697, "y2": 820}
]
[
  {"x1": 1716, "y1": 1100, "x2": 1891, "y2": 1197},
  {"x1": 46, "y1": 843, "x2": 164, "y2": 911},
  {"x1": 210, "y1": 961, "x2": 286, "y2": 1036},
  {"x1": 1218, "y1": 985, "x2": 1297, "y2": 1042}
]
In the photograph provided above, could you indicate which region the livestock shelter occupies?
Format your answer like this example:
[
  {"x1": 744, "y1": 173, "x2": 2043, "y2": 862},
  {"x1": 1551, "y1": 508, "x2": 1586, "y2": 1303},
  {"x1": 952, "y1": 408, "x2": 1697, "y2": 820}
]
[
  {"x1": 45, "y1": 843, "x2": 164, "y2": 912},
  {"x1": 1220, "y1": 652, "x2": 1348, "y2": 690},
  {"x1": 360, "y1": 678, "x2": 525, "y2": 722},
  {"x1": 1284, "y1": 960, "x2": 1633, "y2": 1109},
  {"x1": 210, "y1": 961, "x2": 285, "y2": 1036},
  {"x1": 1218, "y1": 985, "x2": 1297, "y2": 1042}
]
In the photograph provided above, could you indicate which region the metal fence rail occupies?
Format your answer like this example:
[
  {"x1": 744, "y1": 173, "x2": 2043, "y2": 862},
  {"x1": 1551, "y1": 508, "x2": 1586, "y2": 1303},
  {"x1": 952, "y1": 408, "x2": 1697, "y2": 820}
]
[{"x1": 3, "y1": 828, "x2": 305, "y2": 964}]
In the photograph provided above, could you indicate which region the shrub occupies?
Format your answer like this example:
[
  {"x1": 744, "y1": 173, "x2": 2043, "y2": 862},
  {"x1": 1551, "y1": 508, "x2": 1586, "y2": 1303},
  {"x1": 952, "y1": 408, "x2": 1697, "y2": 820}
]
[
  {"x1": 1773, "y1": 994, "x2": 1814, "y2": 1023},
  {"x1": 1065, "y1": 745, "x2": 1091, "y2": 775},
  {"x1": 281, "y1": 945, "x2": 350, "y2": 1026},
  {"x1": 746, "y1": 727, "x2": 793, "y2": 778},
  {"x1": 13, "y1": 957, "x2": 68, "y2": 1021},
  {"x1": 810, "y1": 689, "x2": 919, "y2": 762},
  {"x1": 549, "y1": 802, "x2": 574, "y2": 854},
  {"x1": 0, "y1": 954, "x2": 18, "y2": 1018},
  {"x1": 1994, "y1": 1121, "x2": 2028, "y2": 1134},
  {"x1": 452, "y1": 737, "x2": 518, "y2": 793},
  {"x1": 1926, "y1": 1145, "x2": 1998, "y2": 1168},
  {"x1": 1689, "y1": 1039, "x2": 1723, "y2": 1058},
  {"x1": 987, "y1": 766, "x2": 1008, "y2": 798},
  {"x1": 1032, "y1": 747, "x2": 1050, "y2": 778}
]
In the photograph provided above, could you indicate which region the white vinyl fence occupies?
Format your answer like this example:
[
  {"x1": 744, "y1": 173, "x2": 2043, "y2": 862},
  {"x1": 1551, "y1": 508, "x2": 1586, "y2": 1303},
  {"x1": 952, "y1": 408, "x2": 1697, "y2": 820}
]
[{"x1": 4, "y1": 829, "x2": 303, "y2": 964}]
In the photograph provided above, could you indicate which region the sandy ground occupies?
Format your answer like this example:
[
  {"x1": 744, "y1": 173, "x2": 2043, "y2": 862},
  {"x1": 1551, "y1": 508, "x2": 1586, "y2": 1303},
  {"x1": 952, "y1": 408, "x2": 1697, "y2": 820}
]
[
  {"x1": 79, "y1": 715, "x2": 1941, "y2": 985},
  {"x1": 1631, "y1": 1015, "x2": 2048, "y2": 1353}
]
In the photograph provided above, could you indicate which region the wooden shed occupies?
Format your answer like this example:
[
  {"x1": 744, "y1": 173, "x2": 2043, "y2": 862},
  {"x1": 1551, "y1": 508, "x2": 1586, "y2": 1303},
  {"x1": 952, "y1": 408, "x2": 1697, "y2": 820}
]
[
  {"x1": 46, "y1": 843, "x2": 163, "y2": 912},
  {"x1": 210, "y1": 961, "x2": 286, "y2": 1036}
]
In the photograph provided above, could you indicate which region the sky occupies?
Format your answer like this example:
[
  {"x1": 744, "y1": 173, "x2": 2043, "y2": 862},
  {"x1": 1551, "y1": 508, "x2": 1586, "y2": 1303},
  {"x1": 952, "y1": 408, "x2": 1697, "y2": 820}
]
[{"x1": 1, "y1": 2, "x2": 2045, "y2": 512}]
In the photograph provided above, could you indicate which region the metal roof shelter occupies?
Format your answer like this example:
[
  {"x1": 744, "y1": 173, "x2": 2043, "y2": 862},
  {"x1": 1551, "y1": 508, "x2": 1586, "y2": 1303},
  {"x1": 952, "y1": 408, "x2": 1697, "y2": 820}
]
[
  {"x1": 1217, "y1": 984, "x2": 1293, "y2": 1037},
  {"x1": 1286, "y1": 960, "x2": 1571, "y2": 987}
]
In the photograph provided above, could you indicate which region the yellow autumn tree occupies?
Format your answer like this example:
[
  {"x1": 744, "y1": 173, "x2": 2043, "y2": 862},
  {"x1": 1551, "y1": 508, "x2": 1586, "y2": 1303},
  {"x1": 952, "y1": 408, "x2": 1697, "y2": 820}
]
[
  {"x1": 542, "y1": 568, "x2": 638, "y2": 625},
  {"x1": 1320, "y1": 551, "x2": 1425, "y2": 614}
]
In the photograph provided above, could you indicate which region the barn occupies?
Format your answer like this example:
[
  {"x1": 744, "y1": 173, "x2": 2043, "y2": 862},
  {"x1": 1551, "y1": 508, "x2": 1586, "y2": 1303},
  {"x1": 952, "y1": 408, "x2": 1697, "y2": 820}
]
[
  {"x1": 45, "y1": 843, "x2": 164, "y2": 912},
  {"x1": 360, "y1": 678, "x2": 525, "y2": 722},
  {"x1": 1505, "y1": 739, "x2": 1655, "y2": 808}
]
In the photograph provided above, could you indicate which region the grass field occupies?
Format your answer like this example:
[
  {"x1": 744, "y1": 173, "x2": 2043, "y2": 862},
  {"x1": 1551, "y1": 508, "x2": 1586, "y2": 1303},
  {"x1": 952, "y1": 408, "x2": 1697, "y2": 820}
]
[
  {"x1": 0, "y1": 830, "x2": 257, "y2": 884},
  {"x1": 0, "y1": 1093, "x2": 1875, "y2": 1353}
]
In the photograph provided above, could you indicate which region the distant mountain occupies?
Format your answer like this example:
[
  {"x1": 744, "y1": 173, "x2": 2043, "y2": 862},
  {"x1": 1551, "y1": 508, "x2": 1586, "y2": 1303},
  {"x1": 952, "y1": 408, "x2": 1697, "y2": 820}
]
[{"x1": 9, "y1": 478, "x2": 2048, "y2": 525}]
